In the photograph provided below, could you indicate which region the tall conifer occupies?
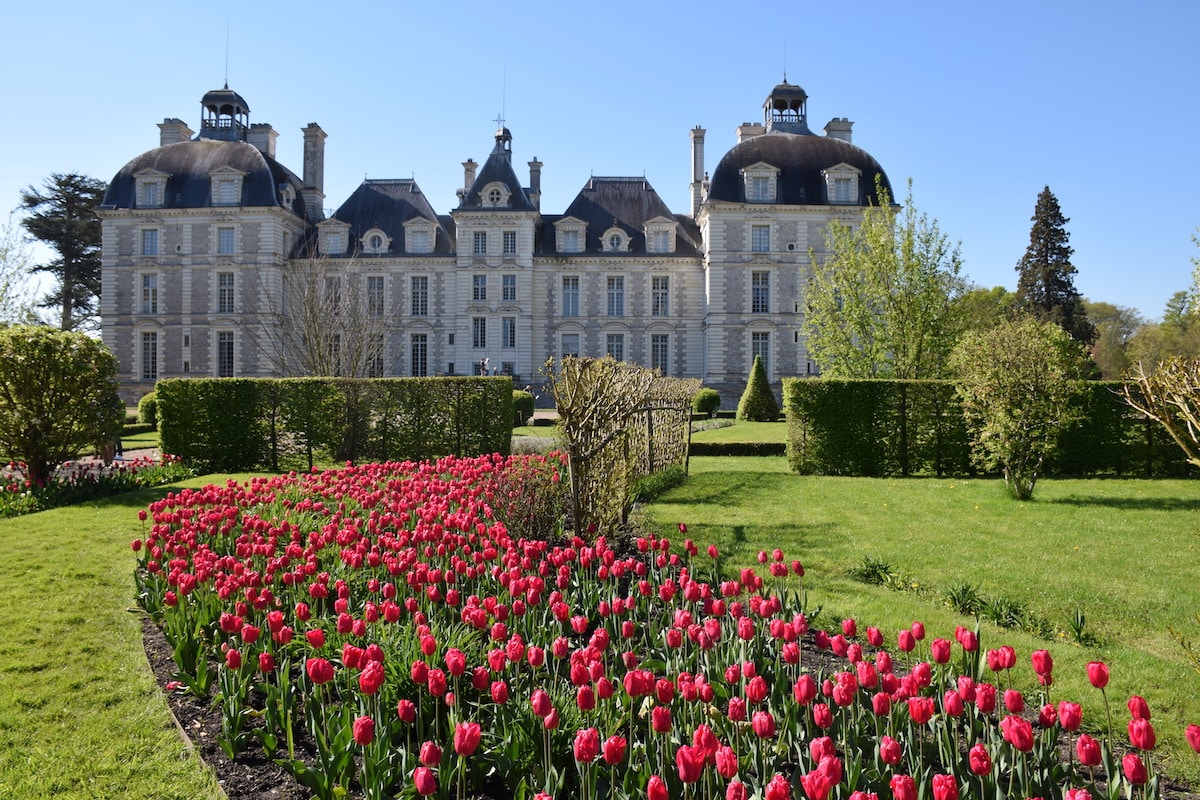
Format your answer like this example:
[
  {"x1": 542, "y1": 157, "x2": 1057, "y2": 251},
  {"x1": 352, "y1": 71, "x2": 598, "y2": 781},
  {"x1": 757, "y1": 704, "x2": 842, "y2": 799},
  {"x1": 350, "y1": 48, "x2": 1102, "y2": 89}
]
[{"x1": 1014, "y1": 186, "x2": 1096, "y2": 345}]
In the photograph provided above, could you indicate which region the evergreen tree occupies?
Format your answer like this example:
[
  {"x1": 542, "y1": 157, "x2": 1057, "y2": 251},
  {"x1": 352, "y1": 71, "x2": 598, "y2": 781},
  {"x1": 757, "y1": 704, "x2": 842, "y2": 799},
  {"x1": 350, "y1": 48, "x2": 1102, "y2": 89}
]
[
  {"x1": 20, "y1": 172, "x2": 107, "y2": 331},
  {"x1": 736, "y1": 355, "x2": 780, "y2": 421},
  {"x1": 1014, "y1": 186, "x2": 1095, "y2": 345}
]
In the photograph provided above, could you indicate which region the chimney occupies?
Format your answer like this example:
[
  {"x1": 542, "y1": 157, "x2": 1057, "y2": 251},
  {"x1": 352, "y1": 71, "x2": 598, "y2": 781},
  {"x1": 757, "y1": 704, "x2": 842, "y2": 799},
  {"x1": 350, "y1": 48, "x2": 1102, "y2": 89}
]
[
  {"x1": 690, "y1": 126, "x2": 706, "y2": 218},
  {"x1": 457, "y1": 158, "x2": 479, "y2": 204},
  {"x1": 528, "y1": 157, "x2": 543, "y2": 211},
  {"x1": 301, "y1": 123, "x2": 327, "y2": 221},
  {"x1": 158, "y1": 117, "x2": 194, "y2": 146},
  {"x1": 248, "y1": 123, "x2": 278, "y2": 159},
  {"x1": 824, "y1": 118, "x2": 853, "y2": 143},
  {"x1": 736, "y1": 122, "x2": 766, "y2": 143}
]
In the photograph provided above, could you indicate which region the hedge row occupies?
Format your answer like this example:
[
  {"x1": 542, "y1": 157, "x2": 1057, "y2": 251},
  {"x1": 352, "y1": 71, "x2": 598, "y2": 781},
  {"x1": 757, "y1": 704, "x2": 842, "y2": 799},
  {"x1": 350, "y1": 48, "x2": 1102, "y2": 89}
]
[
  {"x1": 783, "y1": 379, "x2": 1194, "y2": 478},
  {"x1": 157, "y1": 377, "x2": 513, "y2": 473}
]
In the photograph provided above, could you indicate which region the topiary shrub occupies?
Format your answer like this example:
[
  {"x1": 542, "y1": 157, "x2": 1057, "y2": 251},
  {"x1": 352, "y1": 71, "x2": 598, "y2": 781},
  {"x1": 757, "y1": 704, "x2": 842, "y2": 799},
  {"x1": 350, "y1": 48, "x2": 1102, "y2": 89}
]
[
  {"x1": 692, "y1": 388, "x2": 721, "y2": 418},
  {"x1": 513, "y1": 390, "x2": 535, "y2": 427},
  {"x1": 138, "y1": 390, "x2": 158, "y2": 428},
  {"x1": 737, "y1": 356, "x2": 781, "y2": 421}
]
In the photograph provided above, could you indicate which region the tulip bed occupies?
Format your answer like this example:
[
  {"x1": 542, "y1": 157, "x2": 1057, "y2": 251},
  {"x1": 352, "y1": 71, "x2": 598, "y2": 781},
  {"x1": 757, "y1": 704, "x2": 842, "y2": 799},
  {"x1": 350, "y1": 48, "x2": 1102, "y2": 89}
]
[
  {"x1": 1, "y1": 453, "x2": 193, "y2": 517},
  {"x1": 134, "y1": 453, "x2": 1200, "y2": 800}
]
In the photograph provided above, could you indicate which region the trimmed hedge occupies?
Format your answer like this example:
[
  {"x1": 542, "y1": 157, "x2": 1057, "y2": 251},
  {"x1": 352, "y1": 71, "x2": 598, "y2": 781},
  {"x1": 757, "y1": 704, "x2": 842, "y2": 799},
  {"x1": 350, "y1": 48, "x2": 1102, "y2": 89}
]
[
  {"x1": 784, "y1": 378, "x2": 1197, "y2": 478},
  {"x1": 157, "y1": 377, "x2": 513, "y2": 472},
  {"x1": 122, "y1": 423, "x2": 156, "y2": 436}
]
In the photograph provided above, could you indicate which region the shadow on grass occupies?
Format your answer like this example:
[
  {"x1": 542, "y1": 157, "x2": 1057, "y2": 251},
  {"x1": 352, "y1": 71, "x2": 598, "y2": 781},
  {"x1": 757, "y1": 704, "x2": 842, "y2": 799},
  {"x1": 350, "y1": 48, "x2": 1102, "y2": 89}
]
[
  {"x1": 665, "y1": 471, "x2": 795, "y2": 507},
  {"x1": 1045, "y1": 494, "x2": 1200, "y2": 511}
]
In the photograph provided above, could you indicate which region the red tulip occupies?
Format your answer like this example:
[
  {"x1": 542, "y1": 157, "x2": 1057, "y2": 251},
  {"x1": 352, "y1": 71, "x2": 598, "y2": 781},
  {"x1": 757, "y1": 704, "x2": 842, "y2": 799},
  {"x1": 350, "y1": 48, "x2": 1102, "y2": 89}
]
[
  {"x1": 715, "y1": 745, "x2": 738, "y2": 778},
  {"x1": 531, "y1": 688, "x2": 552, "y2": 718},
  {"x1": 574, "y1": 727, "x2": 600, "y2": 763},
  {"x1": 1122, "y1": 753, "x2": 1148, "y2": 785},
  {"x1": 1031, "y1": 649, "x2": 1053, "y2": 677},
  {"x1": 942, "y1": 690, "x2": 964, "y2": 717},
  {"x1": 1065, "y1": 789, "x2": 1093, "y2": 800},
  {"x1": 602, "y1": 735, "x2": 626, "y2": 766},
  {"x1": 353, "y1": 715, "x2": 375, "y2": 746},
  {"x1": 932, "y1": 774, "x2": 959, "y2": 800},
  {"x1": 1038, "y1": 703, "x2": 1056, "y2": 728},
  {"x1": 975, "y1": 682, "x2": 997, "y2": 714},
  {"x1": 647, "y1": 776, "x2": 668, "y2": 800},
  {"x1": 752, "y1": 710, "x2": 776, "y2": 738},
  {"x1": 1128, "y1": 718, "x2": 1156, "y2": 750},
  {"x1": 890, "y1": 774, "x2": 917, "y2": 800},
  {"x1": 968, "y1": 743, "x2": 991, "y2": 776},
  {"x1": 897, "y1": 630, "x2": 915, "y2": 652},
  {"x1": 1077, "y1": 734, "x2": 1101, "y2": 766},
  {"x1": 224, "y1": 649, "x2": 242, "y2": 670},
  {"x1": 1087, "y1": 661, "x2": 1109, "y2": 689},
  {"x1": 305, "y1": 628, "x2": 325, "y2": 649},
  {"x1": 727, "y1": 697, "x2": 747, "y2": 721},
  {"x1": 1188, "y1": 724, "x2": 1200, "y2": 754},
  {"x1": 419, "y1": 740, "x2": 442, "y2": 767},
  {"x1": 930, "y1": 638, "x2": 951, "y2": 664},
  {"x1": 445, "y1": 647, "x2": 466, "y2": 676},
  {"x1": 911, "y1": 621, "x2": 925, "y2": 640},
  {"x1": 397, "y1": 698, "x2": 416, "y2": 723},
  {"x1": 800, "y1": 770, "x2": 830, "y2": 800},
  {"x1": 1128, "y1": 695, "x2": 1151, "y2": 720},
  {"x1": 809, "y1": 736, "x2": 836, "y2": 763},
  {"x1": 908, "y1": 696, "x2": 935, "y2": 726},
  {"x1": 1003, "y1": 689, "x2": 1024, "y2": 714},
  {"x1": 258, "y1": 651, "x2": 275, "y2": 673},
  {"x1": 1000, "y1": 714, "x2": 1034, "y2": 752},
  {"x1": 879, "y1": 735, "x2": 902, "y2": 765},
  {"x1": 306, "y1": 657, "x2": 334, "y2": 685},
  {"x1": 426, "y1": 668, "x2": 447, "y2": 696},
  {"x1": 871, "y1": 692, "x2": 891, "y2": 716},
  {"x1": 454, "y1": 721, "x2": 482, "y2": 756},
  {"x1": 652, "y1": 705, "x2": 672, "y2": 734},
  {"x1": 675, "y1": 744, "x2": 704, "y2": 783},
  {"x1": 726, "y1": 780, "x2": 747, "y2": 800},
  {"x1": 413, "y1": 766, "x2": 437, "y2": 796},
  {"x1": 1058, "y1": 701, "x2": 1082, "y2": 731},
  {"x1": 359, "y1": 660, "x2": 385, "y2": 695},
  {"x1": 817, "y1": 755, "x2": 842, "y2": 786},
  {"x1": 812, "y1": 703, "x2": 833, "y2": 729},
  {"x1": 793, "y1": 674, "x2": 817, "y2": 704}
]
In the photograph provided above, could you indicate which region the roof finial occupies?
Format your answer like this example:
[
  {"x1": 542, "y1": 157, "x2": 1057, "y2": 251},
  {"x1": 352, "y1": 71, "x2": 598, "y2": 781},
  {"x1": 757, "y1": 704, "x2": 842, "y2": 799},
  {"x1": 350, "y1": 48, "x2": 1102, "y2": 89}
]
[
  {"x1": 224, "y1": 20, "x2": 230, "y2": 89},
  {"x1": 782, "y1": 35, "x2": 788, "y2": 83}
]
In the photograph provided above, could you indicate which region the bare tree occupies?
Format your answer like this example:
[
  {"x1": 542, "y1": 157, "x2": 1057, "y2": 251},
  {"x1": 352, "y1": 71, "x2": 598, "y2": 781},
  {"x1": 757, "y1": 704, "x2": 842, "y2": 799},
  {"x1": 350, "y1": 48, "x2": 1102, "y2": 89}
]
[
  {"x1": 252, "y1": 253, "x2": 388, "y2": 377},
  {"x1": 0, "y1": 213, "x2": 39, "y2": 324},
  {"x1": 1121, "y1": 356, "x2": 1200, "y2": 469}
]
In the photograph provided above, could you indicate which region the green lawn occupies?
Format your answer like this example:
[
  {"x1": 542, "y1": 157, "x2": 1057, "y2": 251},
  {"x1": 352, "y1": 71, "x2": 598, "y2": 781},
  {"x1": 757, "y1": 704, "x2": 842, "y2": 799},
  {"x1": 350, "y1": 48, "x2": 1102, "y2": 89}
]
[
  {"x1": 641, "y1": 457, "x2": 1200, "y2": 783},
  {"x1": 690, "y1": 419, "x2": 788, "y2": 443}
]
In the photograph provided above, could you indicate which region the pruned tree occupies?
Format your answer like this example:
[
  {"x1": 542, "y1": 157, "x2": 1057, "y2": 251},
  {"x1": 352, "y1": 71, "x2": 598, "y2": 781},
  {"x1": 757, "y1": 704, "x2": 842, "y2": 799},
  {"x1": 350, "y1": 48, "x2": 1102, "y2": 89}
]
[
  {"x1": 1120, "y1": 356, "x2": 1200, "y2": 470},
  {"x1": 19, "y1": 173, "x2": 107, "y2": 331},
  {"x1": 950, "y1": 314, "x2": 1089, "y2": 500},
  {"x1": 253, "y1": 253, "x2": 388, "y2": 377},
  {"x1": 0, "y1": 325, "x2": 124, "y2": 486},
  {"x1": 805, "y1": 177, "x2": 964, "y2": 379},
  {"x1": 1014, "y1": 186, "x2": 1096, "y2": 346},
  {"x1": 737, "y1": 355, "x2": 780, "y2": 421}
]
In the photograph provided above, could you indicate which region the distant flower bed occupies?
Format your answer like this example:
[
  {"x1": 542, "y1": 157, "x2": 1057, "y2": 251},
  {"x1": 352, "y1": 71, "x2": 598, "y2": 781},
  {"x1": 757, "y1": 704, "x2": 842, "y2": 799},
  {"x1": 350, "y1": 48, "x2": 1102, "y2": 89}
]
[
  {"x1": 1, "y1": 453, "x2": 193, "y2": 517},
  {"x1": 134, "y1": 453, "x2": 1199, "y2": 800}
]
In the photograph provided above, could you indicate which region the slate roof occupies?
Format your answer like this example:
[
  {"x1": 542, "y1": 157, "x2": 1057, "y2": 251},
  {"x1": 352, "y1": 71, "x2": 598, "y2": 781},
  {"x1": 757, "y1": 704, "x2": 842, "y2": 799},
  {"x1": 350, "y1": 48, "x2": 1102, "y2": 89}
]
[
  {"x1": 708, "y1": 131, "x2": 892, "y2": 206},
  {"x1": 542, "y1": 177, "x2": 701, "y2": 256},
  {"x1": 101, "y1": 139, "x2": 307, "y2": 219},
  {"x1": 456, "y1": 131, "x2": 537, "y2": 212},
  {"x1": 330, "y1": 179, "x2": 454, "y2": 255}
]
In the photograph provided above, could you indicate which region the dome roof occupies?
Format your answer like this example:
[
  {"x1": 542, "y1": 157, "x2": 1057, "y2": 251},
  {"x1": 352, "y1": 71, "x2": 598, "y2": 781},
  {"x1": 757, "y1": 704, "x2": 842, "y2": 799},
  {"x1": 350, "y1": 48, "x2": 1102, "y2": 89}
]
[
  {"x1": 101, "y1": 139, "x2": 306, "y2": 217},
  {"x1": 201, "y1": 86, "x2": 250, "y2": 116},
  {"x1": 708, "y1": 131, "x2": 892, "y2": 206}
]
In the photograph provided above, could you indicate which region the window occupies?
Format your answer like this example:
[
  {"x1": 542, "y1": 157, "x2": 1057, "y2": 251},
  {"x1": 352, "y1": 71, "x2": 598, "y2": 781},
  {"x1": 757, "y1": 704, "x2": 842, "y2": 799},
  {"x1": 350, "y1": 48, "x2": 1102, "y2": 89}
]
[
  {"x1": 751, "y1": 176, "x2": 771, "y2": 202},
  {"x1": 324, "y1": 230, "x2": 345, "y2": 255},
  {"x1": 651, "y1": 230, "x2": 669, "y2": 253},
  {"x1": 473, "y1": 274, "x2": 487, "y2": 302},
  {"x1": 561, "y1": 276, "x2": 579, "y2": 317},
  {"x1": 473, "y1": 231, "x2": 488, "y2": 255},
  {"x1": 561, "y1": 333, "x2": 580, "y2": 359},
  {"x1": 751, "y1": 331, "x2": 770, "y2": 376},
  {"x1": 502, "y1": 274, "x2": 517, "y2": 302},
  {"x1": 411, "y1": 334, "x2": 428, "y2": 377},
  {"x1": 560, "y1": 230, "x2": 581, "y2": 253},
  {"x1": 140, "y1": 181, "x2": 161, "y2": 208},
  {"x1": 472, "y1": 317, "x2": 487, "y2": 348},
  {"x1": 751, "y1": 224, "x2": 770, "y2": 253},
  {"x1": 502, "y1": 317, "x2": 516, "y2": 349},
  {"x1": 411, "y1": 276, "x2": 428, "y2": 316},
  {"x1": 141, "y1": 273, "x2": 158, "y2": 314},
  {"x1": 141, "y1": 229, "x2": 159, "y2": 256},
  {"x1": 217, "y1": 272, "x2": 235, "y2": 314},
  {"x1": 834, "y1": 178, "x2": 852, "y2": 203},
  {"x1": 607, "y1": 233, "x2": 624, "y2": 252},
  {"x1": 448, "y1": 333, "x2": 455, "y2": 346},
  {"x1": 324, "y1": 277, "x2": 342, "y2": 312},
  {"x1": 607, "y1": 276, "x2": 624, "y2": 317},
  {"x1": 217, "y1": 331, "x2": 234, "y2": 377},
  {"x1": 215, "y1": 179, "x2": 239, "y2": 206},
  {"x1": 408, "y1": 229, "x2": 431, "y2": 253},
  {"x1": 367, "y1": 276, "x2": 385, "y2": 317},
  {"x1": 141, "y1": 332, "x2": 157, "y2": 381},
  {"x1": 502, "y1": 230, "x2": 517, "y2": 255},
  {"x1": 652, "y1": 276, "x2": 669, "y2": 317},
  {"x1": 217, "y1": 226, "x2": 235, "y2": 255},
  {"x1": 651, "y1": 334, "x2": 669, "y2": 374},
  {"x1": 369, "y1": 234, "x2": 384, "y2": 250},
  {"x1": 752, "y1": 271, "x2": 770, "y2": 314},
  {"x1": 606, "y1": 333, "x2": 624, "y2": 361},
  {"x1": 367, "y1": 334, "x2": 385, "y2": 378},
  {"x1": 486, "y1": 187, "x2": 504, "y2": 205}
]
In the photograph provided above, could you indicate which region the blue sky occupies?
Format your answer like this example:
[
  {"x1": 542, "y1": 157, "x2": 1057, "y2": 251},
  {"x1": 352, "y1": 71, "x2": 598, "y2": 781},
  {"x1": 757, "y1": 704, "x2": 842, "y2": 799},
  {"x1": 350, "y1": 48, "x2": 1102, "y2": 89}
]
[{"x1": 3, "y1": 0, "x2": 1197, "y2": 320}]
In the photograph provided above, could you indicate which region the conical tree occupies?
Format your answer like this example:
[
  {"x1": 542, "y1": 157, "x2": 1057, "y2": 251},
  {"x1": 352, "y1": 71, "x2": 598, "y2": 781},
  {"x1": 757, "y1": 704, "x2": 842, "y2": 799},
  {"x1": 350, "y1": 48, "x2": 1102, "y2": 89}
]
[
  {"x1": 737, "y1": 355, "x2": 780, "y2": 421},
  {"x1": 1014, "y1": 186, "x2": 1096, "y2": 345}
]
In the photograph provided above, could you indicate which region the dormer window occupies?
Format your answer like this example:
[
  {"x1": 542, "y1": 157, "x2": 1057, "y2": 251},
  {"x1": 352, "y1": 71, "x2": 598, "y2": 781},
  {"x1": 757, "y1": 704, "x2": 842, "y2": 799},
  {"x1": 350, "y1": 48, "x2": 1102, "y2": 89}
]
[
  {"x1": 210, "y1": 167, "x2": 246, "y2": 207},
  {"x1": 279, "y1": 183, "x2": 296, "y2": 211},
  {"x1": 481, "y1": 181, "x2": 511, "y2": 207},
  {"x1": 602, "y1": 226, "x2": 628, "y2": 253},
  {"x1": 361, "y1": 227, "x2": 392, "y2": 255},
  {"x1": 741, "y1": 162, "x2": 780, "y2": 203},
  {"x1": 318, "y1": 218, "x2": 351, "y2": 256},
  {"x1": 644, "y1": 216, "x2": 678, "y2": 254},
  {"x1": 822, "y1": 163, "x2": 862, "y2": 205},
  {"x1": 134, "y1": 169, "x2": 169, "y2": 209},
  {"x1": 555, "y1": 217, "x2": 586, "y2": 253},
  {"x1": 403, "y1": 218, "x2": 436, "y2": 254}
]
